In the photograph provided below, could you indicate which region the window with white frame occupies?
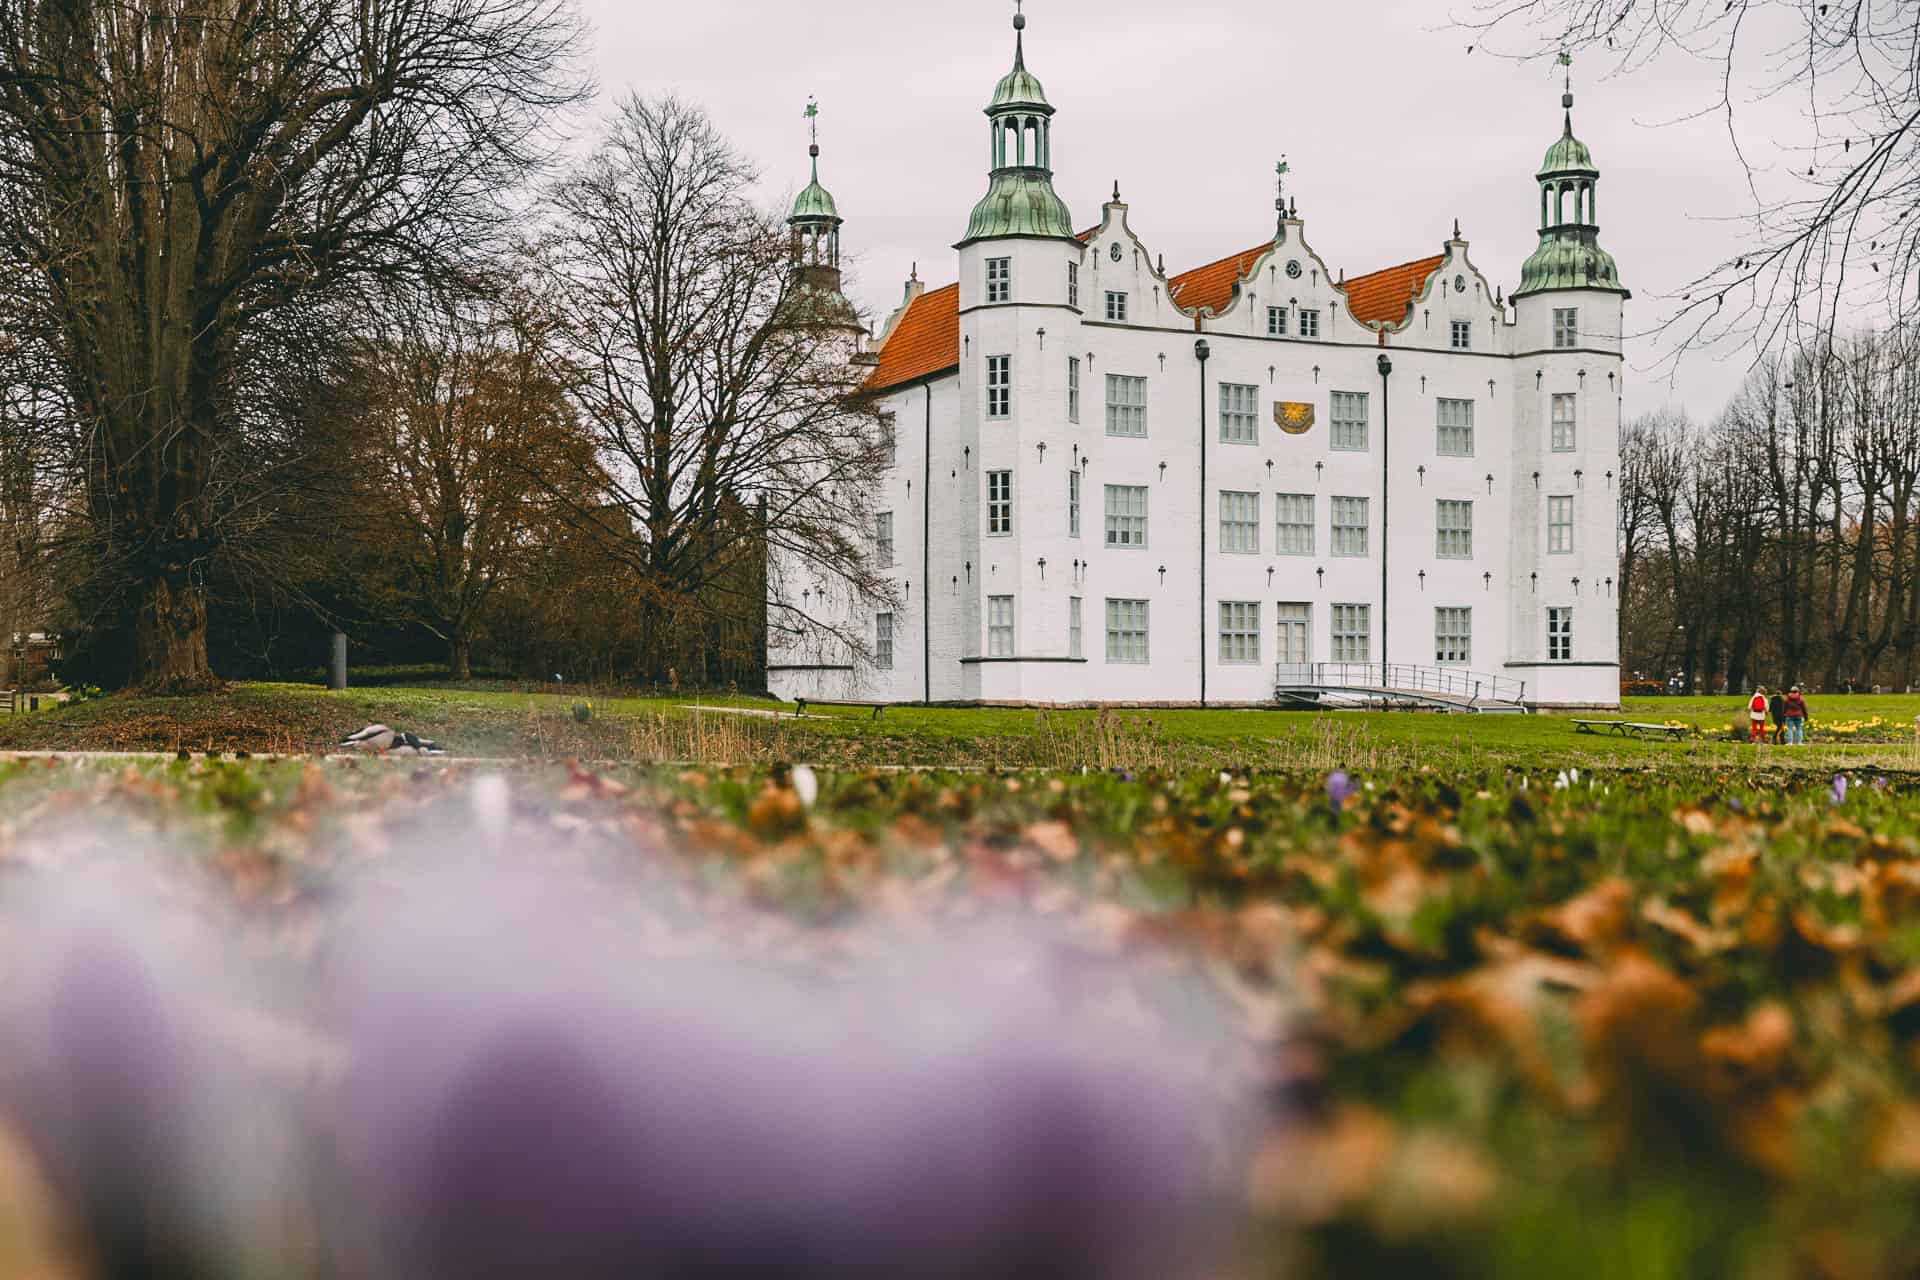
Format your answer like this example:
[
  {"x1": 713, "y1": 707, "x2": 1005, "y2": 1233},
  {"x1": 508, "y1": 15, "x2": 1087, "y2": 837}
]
[
  {"x1": 1105, "y1": 374, "x2": 1147, "y2": 437},
  {"x1": 1069, "y1": 596, "x2": 1083, "y2": 658},
  {"x1": 1436, "y1": 397, "x2": 1475, "y2": 456},
  {"x1": 876, "y1": 510, "x2": 895, "y2": 566},
  {"x1": 1106, "y1": 598, "x2": 1149, "y2": 663},
  {"x1": 1067, "y1": 356, "x2": 1081, "y2": 423},
  {"x1": 1331, "y1": 603, "x2": 1370, "y2": 662},
  {"x1": 880, "y1": 416, "x2": 896, "y2": 467},
  {"x1": 1220, "y1": 490, "x2": 1259, "y2": 553},
  {"x1": 1552, "y1": 393, "x2": 1577, "y2": 451},
  {"x1": 1275, "y1": 492, "x2": 1314, "y2": 555},
  {"x1": 987, "y1": 470, "x2": 1013, "y2": 535},
  {"x1": 1435, "y1": 499, "x2": 1472, "y2": 559},
  {"x1": 1331, "y1": 390, "x2": 1368, "y2": 451},
  {"x1": 1219, "y1": 601, "x2": 1260, "y2": 664},
  {"x1": 1450, "y1": 319, "x2": 1471, "y2": 350},
  {"x1": 1434, "y1": 606, "x2": 1471, "y2": 664},
  {"x1": 1068, "y1": 468, "x2": 1082, "y2": 538},
  {"x1": 1548, "y1": 495, "x2": 1574, "y2": 554},
  {"x1": 1105, "y1": 484, "x2": 1147, "y2": 548},
  {"x1": 1067, "y1": 261, "x2": 1079, "y2": 309},
  {"x1": 1276, "y1": 603, "x2": 1310, "y2": 664},
  {"x1": 1220, "y1": 382, "x2": 1258, "y2": 443},
  {"x1": 876, "y1": 612, "x2": 894, "y2": 669},
  {"x1": 986, "y1": 354, "x2": 1010, "y2": 418},
  {"x1": 988, "y1": 595, "x2": 1014, "y2": 657},
  {"x1": 1332, "y1": 495, "x2": 1369, "y2": 557},
  {"x1": 1548, "y1": 606, "x2": 1573, "y2": 661},
  {"x1": 986, "y1": 256, "x2": 1011, "y2": 304},
  {"x1": 1298, "y1": 308, "x2": 1321, "y2": 338},
  {"x1": 1105, "y1": 291, "x2": 1128, "y2": 322},
  {"x1": 1267, "y1": 306, "x2": 1288, "y2": 337},
  {"x1": 1553, "y1": 307, "x2": 1578, "y2": 349}
]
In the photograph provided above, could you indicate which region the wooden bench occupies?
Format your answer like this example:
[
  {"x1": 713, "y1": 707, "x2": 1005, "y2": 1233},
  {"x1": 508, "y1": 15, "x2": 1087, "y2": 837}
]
[
  {"x1": 794, "y1": 698, "x2": 887, "y2": 721},
  {"x1": 1572, "y1": 719, "x2": 1688, "y2": 741}
]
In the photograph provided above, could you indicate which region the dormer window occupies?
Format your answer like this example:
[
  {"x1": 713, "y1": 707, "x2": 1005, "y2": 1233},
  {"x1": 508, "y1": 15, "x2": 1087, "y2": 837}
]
[
  {"x1": 986, "y1": 257, "x2": 1011, "y2": 304},
  {"x1": 1105, "y1": 291, "x2": 1128, "y2": 323}
]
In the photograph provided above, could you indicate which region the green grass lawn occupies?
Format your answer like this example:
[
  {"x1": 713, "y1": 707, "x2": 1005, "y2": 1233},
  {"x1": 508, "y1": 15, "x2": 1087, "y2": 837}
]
[{"x1": 2, "y1": 682, "x2": 1916, "y2": 773}]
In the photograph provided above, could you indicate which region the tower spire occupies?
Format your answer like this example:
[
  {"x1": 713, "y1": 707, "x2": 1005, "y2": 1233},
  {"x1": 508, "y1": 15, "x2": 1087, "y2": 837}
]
[
  {"x1": 1558, "y1": 48, "x2": 1574, "y2": 132},
  {"x1": 1013, "y1": 0, "x2": 1025, "y2": 65},
  {"x1": 1274, "y1": 156, "x2": 1290, "y2": 235},
  {"x1": 962, "y1": 4, "x2": 1074, "y2": 244}
]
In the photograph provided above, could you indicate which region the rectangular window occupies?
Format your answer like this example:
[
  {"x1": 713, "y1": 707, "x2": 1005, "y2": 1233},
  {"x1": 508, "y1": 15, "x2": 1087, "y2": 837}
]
[
  {"x1": 1435, "y1": 499, "x2": 1473, "y2": 559},
  {"x1": 1332, "y1": 495, "x2": 1369, "y2": 557},
  {"x1": 1275, "y1": 603, "x2": 1311, "y2": 665},
  {"x1": 876, "y1": 612, "x2": 894, "y2": 669},
  {"x1": 986, "y1": 354, "x2": 1011, "y2": 418},
  {"x1": 1435, "y1": 606, "x2": 1472, "y2": 665},
  {"x1": 986, "y1": 256, "x2": 1011, "y2": 304},
  {"x1": 1450, "y1": 319, "x2": 1471, "y2": 350},
  {"x1": 1105, "y1": 373, "x2": 1147, "y2": 437},
  {"x1": 880, "y1": 416, "x2": 897, "y2": 467},
  {"x1": 1331, "y1": 603, "x2": 1371, "y2": 663},
  {"x1": 876, "y1": 510, "x2": 895, "y2": 566},
  {"x1": 1068, "y1": 468, "x2": 1082, "y2": 538},
  {"x1": 1219, "y1": 382, "x2": 1258, "y2": 443},
  {"x1": 1548, "y1": 494, "x2": 1574, "y2": 554},
  {"x1": 1219, "y1": 601, "x2": 1260, "y2": 664},
  {"x1": 988, "y1": 595, "x2": 1014, "y2": 657},
  {"x1": 1105, "y1": 291, "x2": 1128, "y2": 323},
  {"x1": 1275, "y1": 493, "x2": 1315, "y2": 555},
  {"x1": 1330, "y1": 390, "x2": 1368, "y2": 451},
  {"x1": 1067, "y1": 261, "x2": 1079, "y2": 309},
  {"x1": 1553, "y1": 307, "x2": 1578, "y2": 349},
  {"x1": 1436, "y1": 397, "x2": 1475, "y2": 456},
  {"x1": 1298, "y1": 308, "x2": 1321, "y2": 338},
  {"x1": 1220, "y1": 490, "x2": 1259, "y2": 554},
  {"x1": 987, "y1": 469, "x2": 1013, "y2": 536},
  {"x1": 1548, "y1": 606, "x2": 1574, "y2": 661},
  {"x1": 1267, "y1": 306, "x2": 1288, "y2": 337},
  {"x1": 1069, "y1": 596, "x2": 1083, "y2": 659},
  {"x1": 1552, "y1": 392, "x2": 1577, "y2": 451},
  {"x1": 1104, "y1": 484, "x2": 1148, "y2": 548},
  {"x1": 1105, "y1": 598, "x2": 1150, "y2": 663},
  {"x1": 1067, "y1": 356, "x2": 1081, "y2": 423}
]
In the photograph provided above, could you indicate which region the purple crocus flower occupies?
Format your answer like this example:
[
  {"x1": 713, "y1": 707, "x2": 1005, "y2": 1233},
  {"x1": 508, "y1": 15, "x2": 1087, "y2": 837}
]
[
  {"x1": 1831, "y1": 774, "x2": 1850, "y2": 806},
  {"x1": 1327, "y1": 771, "x2": 1355, "y2": 816}
]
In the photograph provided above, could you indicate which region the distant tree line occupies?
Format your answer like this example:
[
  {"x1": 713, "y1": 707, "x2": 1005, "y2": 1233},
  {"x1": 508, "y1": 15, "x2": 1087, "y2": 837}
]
[
  {"x1": 1621, "y1": 329, "x2": 1920, "y2": 694},
  {"x1": 0, "y1": 1, "x2": 885, "y2": 693}
]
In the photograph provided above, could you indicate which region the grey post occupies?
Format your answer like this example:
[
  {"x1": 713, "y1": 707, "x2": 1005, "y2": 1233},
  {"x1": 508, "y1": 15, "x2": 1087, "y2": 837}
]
[{"x1": 330, "y1": 631, "x2": 347, "y2": 691}]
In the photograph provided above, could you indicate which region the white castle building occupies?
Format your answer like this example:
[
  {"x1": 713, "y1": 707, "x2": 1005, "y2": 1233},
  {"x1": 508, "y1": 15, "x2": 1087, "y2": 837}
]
[{"x1": 768, "y1": 10, "x2": 1627, "y2": 710}]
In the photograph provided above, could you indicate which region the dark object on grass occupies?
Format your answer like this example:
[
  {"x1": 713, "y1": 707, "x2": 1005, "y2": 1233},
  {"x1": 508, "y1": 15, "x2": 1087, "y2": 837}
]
[
  {"x1": 572, "y1": 702, "x2": 592, "y2": 725},
  {"x1": 339, "y1": 725, "x2": 445, "y2": 756}
]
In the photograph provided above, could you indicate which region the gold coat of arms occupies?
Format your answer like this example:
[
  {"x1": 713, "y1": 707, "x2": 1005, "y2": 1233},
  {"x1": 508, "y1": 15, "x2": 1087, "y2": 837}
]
[{"x1": 1274, "y1": 401, "x2": 1315, "y2": 435}]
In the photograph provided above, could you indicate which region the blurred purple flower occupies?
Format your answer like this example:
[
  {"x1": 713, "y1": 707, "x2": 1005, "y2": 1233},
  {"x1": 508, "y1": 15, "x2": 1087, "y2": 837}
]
[
  {"x1": 1326, "y1": 771, "x2": 1355, "y2": 816},
  {"x1": 1831, "y1": 774, "x2": 1850, "y2": 806}
]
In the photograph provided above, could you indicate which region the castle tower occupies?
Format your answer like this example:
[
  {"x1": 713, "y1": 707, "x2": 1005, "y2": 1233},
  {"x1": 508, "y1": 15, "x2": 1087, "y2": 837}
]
[{"x1": 787, "y1": 100, "x2": 861, "y2": 333}]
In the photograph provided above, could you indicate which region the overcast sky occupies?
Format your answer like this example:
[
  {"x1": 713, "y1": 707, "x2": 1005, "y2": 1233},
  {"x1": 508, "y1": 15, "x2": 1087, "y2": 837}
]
[{"x1": 575, "y1": 0, "x2": 1797, "y2": 419}]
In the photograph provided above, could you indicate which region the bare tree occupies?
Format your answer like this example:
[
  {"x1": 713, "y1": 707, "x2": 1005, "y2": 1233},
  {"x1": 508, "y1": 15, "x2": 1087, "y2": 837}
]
[
  {"x1": 0, "y1": 0, "x2": 585, "y2": 690},
  {"x1": 535, "y1": 95, "x2": 892, "y2": 685}
]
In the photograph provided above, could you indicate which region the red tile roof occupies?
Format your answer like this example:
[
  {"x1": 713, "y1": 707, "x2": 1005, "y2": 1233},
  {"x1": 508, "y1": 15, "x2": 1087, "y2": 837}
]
[
  {"x1": 1341, "y1": 255, "x2": 1444, "y2": 327},
  {"x1": 1168, "y1": 243, "x2": 1269, "y2": 315},
  {"x1": 865, "y1": 283, "x2": 960, "y2": 393}
]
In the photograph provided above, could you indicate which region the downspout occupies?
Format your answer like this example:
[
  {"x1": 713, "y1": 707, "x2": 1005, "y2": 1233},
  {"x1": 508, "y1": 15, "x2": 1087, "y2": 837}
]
[
  {"x1": 923, "y1": 383, "x2": 933, "y2": 705},
  {"x1": 1195, "y1": 339, "x2": 1211, "y2": 706},
  {"x1": 1377, "y1": 352, "x2": 1393, "y2": 685}
]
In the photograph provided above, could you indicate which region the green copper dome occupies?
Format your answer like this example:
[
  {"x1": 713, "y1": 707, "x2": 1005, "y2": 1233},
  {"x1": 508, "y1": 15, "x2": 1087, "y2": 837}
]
[
  {"x1": 963, "y1": 170, "x2": 1075, "y2": 242},
  {"x1": 789, "y1": 153, "x2": 840, "y2": 225},
  {"x1": 1539, "y1": 118, "x2": 1597, "y2": 175},
  {"x1": 1516, "y1": 231, "x2": 1627, "y2": 297},
  {"x1": 990, "y1": 61, "x2": 1051, "y2": 113}
]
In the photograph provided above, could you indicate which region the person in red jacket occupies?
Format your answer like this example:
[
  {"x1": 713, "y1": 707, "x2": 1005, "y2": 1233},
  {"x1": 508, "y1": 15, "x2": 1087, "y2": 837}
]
[
  {"x1": 1748, "y1": 687, "x2": 1769, "y2": 743},
  {"x1": 1782, "y1": 685, "x2": 1809, "y2": 745}
]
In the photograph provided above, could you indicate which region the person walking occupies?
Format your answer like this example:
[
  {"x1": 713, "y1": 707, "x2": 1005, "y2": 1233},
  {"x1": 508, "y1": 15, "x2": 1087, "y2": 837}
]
[
  {"x1": 1748, "y1": 687, "x2": 1770, "y2": 744},
  {"x1": 1782, "y1": 685, "x2": 1809, "y2": 745},
  {"x1": 1769, "y1": 689, "x2": 1788, "y2": 744}
]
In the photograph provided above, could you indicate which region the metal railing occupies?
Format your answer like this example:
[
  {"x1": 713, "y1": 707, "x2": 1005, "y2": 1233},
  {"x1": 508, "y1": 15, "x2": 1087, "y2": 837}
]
[{"x1": 1274, "y1": 662, "x2": 1528, "y2": 707}]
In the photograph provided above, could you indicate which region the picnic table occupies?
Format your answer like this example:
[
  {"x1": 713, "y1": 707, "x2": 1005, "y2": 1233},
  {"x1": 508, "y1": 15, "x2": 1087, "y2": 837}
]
[
  {"x1": 793, "y1": 698, "x2": 887, "y2": 721},
  {"x1": 1571, "y1": 719, "x2": 1689, "y2": 741}
]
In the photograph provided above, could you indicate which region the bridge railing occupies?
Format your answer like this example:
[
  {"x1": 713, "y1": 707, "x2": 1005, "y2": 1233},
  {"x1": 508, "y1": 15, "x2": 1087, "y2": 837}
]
[{"x1": 1274, "y1": 662, "x2": 1528, "y2": 707}]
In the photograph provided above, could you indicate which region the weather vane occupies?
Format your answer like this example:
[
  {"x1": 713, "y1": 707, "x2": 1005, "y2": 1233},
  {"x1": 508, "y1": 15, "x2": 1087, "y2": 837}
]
[
  {"x1": 1275, "y1": 157, "x2": 1290, "y2": 230},
  {"x1": 1558, "y1": 47, "x2": 1574, "y2": 109},
  {"x1": 805, "y1": 95, "x2": 818, "y2": 148}
]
